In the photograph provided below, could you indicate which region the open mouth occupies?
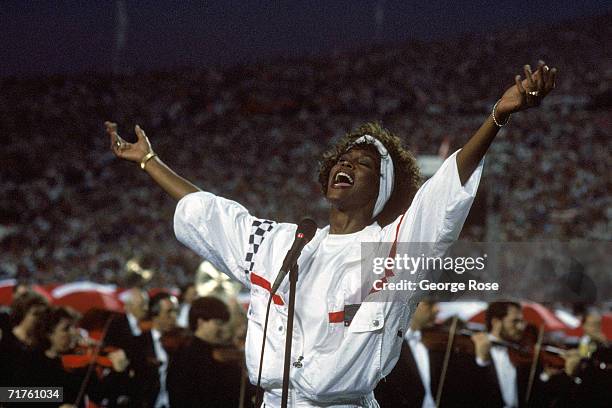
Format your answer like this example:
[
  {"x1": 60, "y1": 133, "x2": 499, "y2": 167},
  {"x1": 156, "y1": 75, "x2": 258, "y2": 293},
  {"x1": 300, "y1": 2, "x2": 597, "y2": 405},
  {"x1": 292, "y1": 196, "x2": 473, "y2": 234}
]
[{"x1": 332, "y1": 171, "x2": 354, "y2": 188}]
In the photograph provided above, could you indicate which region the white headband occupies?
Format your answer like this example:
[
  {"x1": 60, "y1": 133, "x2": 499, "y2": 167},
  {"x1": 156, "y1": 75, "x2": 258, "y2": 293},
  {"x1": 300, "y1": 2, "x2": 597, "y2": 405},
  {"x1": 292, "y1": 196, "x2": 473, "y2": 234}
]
[{"x1": 350, "y1": 135, "x2": 394, "y2": 218}]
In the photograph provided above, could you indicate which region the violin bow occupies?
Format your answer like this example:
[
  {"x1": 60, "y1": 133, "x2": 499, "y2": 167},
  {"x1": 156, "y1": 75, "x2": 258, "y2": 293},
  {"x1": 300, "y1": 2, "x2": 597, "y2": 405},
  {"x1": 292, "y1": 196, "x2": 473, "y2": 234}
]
[
  {"x1": 74, "y1": 313, "x2": 116, "y2": 407},
  {"x1": 525, "y1": 324, "x2": 544, "y2": 406},
  {"x1": 435, "y1": 315, "x2": 459, "y2": 408}
]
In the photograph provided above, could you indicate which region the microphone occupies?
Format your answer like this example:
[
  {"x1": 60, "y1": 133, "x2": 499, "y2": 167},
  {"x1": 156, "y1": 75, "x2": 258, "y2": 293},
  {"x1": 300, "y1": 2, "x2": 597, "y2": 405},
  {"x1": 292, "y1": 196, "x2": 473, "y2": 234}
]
[{"x1": 270, "y1": 218, "x2": 318, "y2": 295}]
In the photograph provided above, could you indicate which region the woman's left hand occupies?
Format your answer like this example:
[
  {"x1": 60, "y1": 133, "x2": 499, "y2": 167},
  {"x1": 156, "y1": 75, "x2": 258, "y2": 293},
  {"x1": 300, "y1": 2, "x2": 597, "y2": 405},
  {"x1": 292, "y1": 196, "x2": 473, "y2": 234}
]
[{"x1": 496, "y1": 60, "x2": 557, "y2": 116}]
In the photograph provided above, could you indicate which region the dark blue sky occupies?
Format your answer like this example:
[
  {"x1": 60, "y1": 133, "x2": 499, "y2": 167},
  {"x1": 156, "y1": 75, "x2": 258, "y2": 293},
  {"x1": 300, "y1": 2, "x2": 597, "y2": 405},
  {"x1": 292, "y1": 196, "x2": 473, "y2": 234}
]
[{"x1": 1, "y1": 0, "x2": 610, "y2": 77}]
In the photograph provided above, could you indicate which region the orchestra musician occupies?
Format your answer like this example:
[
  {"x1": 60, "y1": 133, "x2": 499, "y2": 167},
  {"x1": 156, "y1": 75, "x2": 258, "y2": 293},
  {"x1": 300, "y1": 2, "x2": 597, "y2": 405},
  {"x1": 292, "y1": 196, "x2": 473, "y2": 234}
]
[
  {"x1": 131, "y1": 292, "x2": 179, "y2": 408},
  {"x1": 167, "y1": 296, "x2": 243, "y2": 407},
  {"x1": 549, "y1": 308, "x2": 611, "y2": 408},
  {"x1": 106, "y1": 286, "x2": 149, "y2": 351},
  {"x1": 27, "y1": 306, "x2": 129, "y2": 408},
  {"x1": 467, "y1": 301, "x2": 588, "y2": 408},
  {"x1": 469, "y1": 301, "x2": 539, "y2": 407},
  {"x1": 578, "y1": 309, "x2": 609, "y2": 358},
  {"x1": 0, "y1": 290, "x2": 49, "y2": 387}
]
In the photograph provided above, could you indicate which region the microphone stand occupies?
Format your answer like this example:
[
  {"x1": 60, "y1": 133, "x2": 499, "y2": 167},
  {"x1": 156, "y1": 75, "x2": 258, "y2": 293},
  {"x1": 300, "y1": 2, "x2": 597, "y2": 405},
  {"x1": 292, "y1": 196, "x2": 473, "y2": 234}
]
[{"x1": 281, "y1": 262, "x2": 299, "y2": 408}]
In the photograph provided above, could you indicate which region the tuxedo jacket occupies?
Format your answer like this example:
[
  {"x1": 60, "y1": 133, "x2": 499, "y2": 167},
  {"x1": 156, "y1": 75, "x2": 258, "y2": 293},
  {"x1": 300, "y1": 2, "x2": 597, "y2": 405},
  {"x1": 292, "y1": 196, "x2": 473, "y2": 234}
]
[
  {"x1": 104, "y1": 313, "x2": 139, "y2": 354},
  {"x1": 131, "y1": 331, "x2": 162, "y2": 408},
  {"x1": 468, "y1": 355, "x2": 554, "y2": 408},
  {"x1": 471, "y1": 358, "x2": 530, "y2": 408},
  {"x1": 375, "y1": 341, "x2": 472, "y2": 408}
]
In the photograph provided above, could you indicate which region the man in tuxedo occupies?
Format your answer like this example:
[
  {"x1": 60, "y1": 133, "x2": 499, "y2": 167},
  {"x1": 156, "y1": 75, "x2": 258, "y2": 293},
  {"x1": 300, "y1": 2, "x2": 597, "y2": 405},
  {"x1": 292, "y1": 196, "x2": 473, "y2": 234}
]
[
  {"x1": 132, "y1": 292, "x2": 178, "y2": 408},
  {"x1": 469, "y1": 301, "x2": 529, "y2": 407},
  {"x1": 579, "y1": 309, "x2": 609, "y2": 358},
  {"x1": 106, "y1": 287, "x2": 149, "y2": 351},
  {"x1": 558, "y1": 308, "x2": 611, "y2": 408},
  {"x1": 469, "y1": 301, "x2": 560, "y2": 408},
  {"x1": 95, "y1": 287, "x2": 149, "y2": 407},
  {"x1": 375, "y1": 300, "x2": 470, "y2": 408},
  {"x1": 472, "y1": 302, "x2": 612, "y2": 408}
]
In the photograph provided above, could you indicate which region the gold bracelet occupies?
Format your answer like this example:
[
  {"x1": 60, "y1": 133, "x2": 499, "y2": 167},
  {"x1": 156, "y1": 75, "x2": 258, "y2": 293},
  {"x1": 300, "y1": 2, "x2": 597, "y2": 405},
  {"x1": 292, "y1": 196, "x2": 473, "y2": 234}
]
[
  {"x1": 140, "y1": 152, "x2": 157, "y2": 170},
  {"x1": 492, "y1": 99, "x2": 510, "y2": 127}
]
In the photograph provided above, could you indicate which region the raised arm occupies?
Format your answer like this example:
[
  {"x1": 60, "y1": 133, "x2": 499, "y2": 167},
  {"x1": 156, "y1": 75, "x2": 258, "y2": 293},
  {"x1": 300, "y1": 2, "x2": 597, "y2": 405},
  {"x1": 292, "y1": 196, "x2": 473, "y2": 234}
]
[
  {"x1": 456, "y1": 60, "x2": 557, "y2": 184},
  {"x1": 105, "y1": 121, "x2": 201, "y2": 201}
]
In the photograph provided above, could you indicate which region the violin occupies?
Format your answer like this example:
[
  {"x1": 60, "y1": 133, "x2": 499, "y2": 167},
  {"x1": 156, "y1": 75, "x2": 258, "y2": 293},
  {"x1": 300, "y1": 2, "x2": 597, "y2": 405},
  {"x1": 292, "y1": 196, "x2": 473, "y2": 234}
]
[
  {"x1": 421, "y1": 316, "x2": 575, "y2": 408},
  {"x1": 61, "y1": 343, "x2": 121, "y2": 371},
  {"x1": 422, "y1": 319, "x2": 568, "y2": 369},
  {"x1": 66, "y1": 311, "x2": 130, "y2": 408}
]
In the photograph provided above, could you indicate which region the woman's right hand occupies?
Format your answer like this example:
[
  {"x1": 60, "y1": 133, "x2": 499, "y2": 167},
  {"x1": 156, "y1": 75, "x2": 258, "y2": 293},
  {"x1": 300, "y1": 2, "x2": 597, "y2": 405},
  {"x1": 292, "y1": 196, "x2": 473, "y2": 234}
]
[
  {"x1": 105, "y1": 121, "x2": 153, "y2": 163},
  {"x1": 105, "y1": 121, "x2": 201, "y2": 200}
]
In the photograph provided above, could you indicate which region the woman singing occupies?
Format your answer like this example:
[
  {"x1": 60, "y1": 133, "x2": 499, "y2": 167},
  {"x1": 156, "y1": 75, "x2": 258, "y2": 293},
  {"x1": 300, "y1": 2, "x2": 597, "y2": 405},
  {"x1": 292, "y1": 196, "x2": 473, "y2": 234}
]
[{"x1": 106, "y1": 61, "x2": 556, "y2": 407}]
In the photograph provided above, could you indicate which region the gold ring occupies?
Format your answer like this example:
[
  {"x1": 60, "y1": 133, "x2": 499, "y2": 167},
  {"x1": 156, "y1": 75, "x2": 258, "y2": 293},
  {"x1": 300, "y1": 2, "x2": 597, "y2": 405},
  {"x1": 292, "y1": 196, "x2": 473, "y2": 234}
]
[
  {"x1": 116, "y1": 141, "x2": 121, "y2": 148},
  {"x1": 527, "y1": 90, "x2": 539, "y2": 97}
]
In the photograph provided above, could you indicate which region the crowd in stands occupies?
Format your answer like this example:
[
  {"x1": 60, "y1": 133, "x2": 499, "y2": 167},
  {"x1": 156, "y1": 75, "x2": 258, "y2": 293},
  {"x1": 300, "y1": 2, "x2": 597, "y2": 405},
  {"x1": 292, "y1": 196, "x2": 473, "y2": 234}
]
[{"x1": 1, "y1": 14, "x2": 610, "y2": 286}]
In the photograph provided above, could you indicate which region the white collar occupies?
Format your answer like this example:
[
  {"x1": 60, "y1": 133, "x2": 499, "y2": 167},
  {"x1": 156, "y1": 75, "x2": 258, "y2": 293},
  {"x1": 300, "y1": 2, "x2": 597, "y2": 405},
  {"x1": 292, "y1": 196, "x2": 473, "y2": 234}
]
[
  {"x1": 151, "y1": 328, "x2": 162, "y2": 342},
  {"x1": 405, "y1": 328, "x2": 422, "y2": 342},
  {"x1": 126, "y1": 313, "x2": 140, "y2": 334}
]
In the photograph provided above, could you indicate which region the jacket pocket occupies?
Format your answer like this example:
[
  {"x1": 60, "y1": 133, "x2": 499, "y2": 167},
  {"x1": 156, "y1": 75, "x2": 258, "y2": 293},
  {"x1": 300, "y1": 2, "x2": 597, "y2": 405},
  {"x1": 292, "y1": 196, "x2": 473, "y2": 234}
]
[{"x1": 347, "y1": 301, "x2": 385, "y2": 333}]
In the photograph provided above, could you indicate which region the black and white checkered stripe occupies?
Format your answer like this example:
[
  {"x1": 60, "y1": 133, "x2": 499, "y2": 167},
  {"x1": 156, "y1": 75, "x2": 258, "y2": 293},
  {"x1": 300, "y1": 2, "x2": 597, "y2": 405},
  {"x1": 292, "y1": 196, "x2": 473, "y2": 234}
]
[{"x1": 244, "y1": 219, "x2": 275, "y2": 276}]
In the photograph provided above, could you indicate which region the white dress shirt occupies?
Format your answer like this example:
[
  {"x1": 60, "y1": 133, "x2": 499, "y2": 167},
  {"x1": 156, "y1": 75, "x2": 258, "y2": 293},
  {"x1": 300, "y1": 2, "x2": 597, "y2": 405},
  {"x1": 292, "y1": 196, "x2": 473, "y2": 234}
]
[
  {"x1": 151, "y1": 329, "x2": 170, "y2": 408},
  {"x1": 177, "y1": 303, "x2": 191, "y2": 328},
  {"x1": 126, "y1": 312, "x2": 142, "y2": 336},
  {"x1": 405, "y1": 329, "x2": 436, "y2": 408},
  {"x1": 476, "y1": 334, "x2": 518, "y2": 408},
  {"x1": 174, "y1": 150, "x2": 484, "y2": 407},
  {"x1": 491, "y1": 344, "x2": 518, "y2": 408}
]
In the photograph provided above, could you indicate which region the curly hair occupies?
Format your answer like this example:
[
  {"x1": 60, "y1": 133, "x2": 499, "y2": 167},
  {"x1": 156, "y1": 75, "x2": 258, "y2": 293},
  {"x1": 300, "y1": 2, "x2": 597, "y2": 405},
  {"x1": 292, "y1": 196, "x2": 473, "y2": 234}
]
[{"x1": 318, "y1": 122, "x2": 421, "y2": 226}]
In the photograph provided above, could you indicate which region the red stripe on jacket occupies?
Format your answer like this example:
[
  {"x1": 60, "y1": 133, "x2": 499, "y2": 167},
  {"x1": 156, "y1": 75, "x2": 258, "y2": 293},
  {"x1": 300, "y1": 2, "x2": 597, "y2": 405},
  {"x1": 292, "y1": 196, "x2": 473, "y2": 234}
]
[{"x1": 250, "y1": 273, "x2": 285, "y2": 305}]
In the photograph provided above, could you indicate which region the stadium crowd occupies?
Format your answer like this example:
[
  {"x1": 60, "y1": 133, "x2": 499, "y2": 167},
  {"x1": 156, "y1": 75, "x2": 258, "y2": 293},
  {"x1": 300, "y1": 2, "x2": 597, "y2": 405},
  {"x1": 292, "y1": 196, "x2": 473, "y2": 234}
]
[{"x1": 1, "y1": 15, "x2": 610, "y2": 287}]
